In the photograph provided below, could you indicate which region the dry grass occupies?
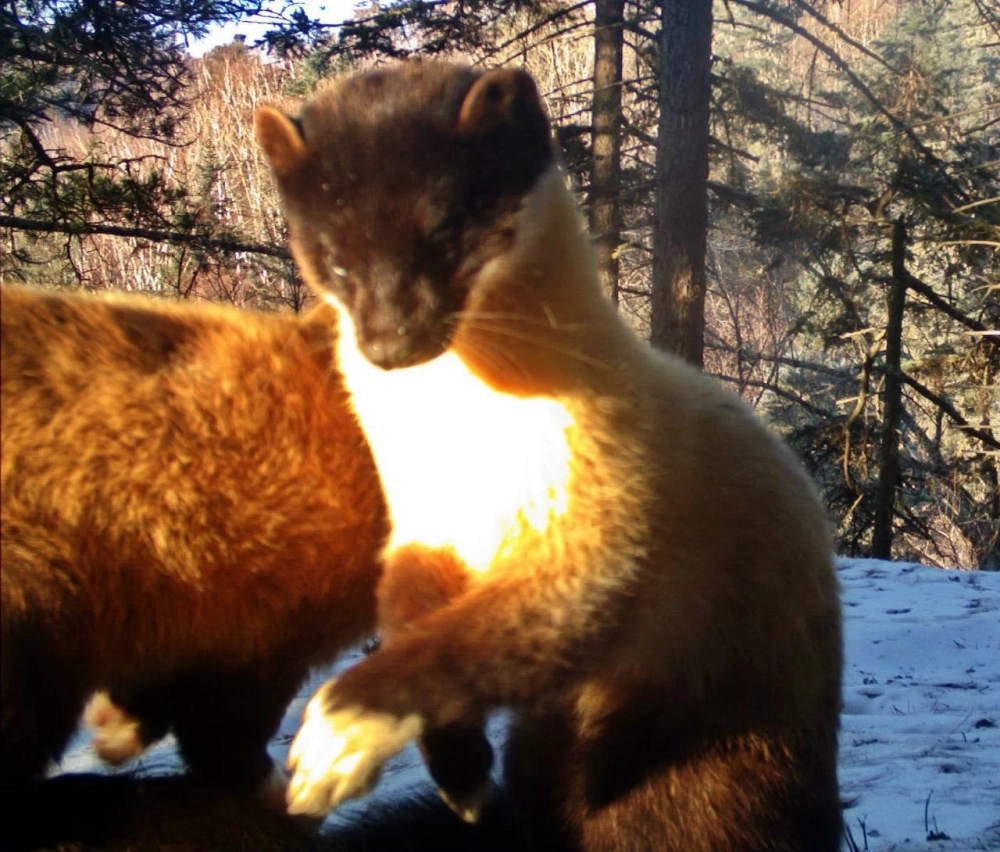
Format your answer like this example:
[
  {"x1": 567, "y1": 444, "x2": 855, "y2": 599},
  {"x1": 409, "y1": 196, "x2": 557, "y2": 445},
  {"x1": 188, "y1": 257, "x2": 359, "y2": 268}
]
[{"x1": 9, "y1": 44, "x2": 309, "y2": 312}]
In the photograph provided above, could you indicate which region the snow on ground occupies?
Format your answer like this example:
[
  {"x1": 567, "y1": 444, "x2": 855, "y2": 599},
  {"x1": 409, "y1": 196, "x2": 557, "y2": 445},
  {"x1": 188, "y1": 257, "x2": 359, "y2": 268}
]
[
  {"x1": 836, "y1": 559, "x2": 999, "y2": 851},
  {"x1": 55, "y1": 558, "x2": 1000, "y2": 850}
]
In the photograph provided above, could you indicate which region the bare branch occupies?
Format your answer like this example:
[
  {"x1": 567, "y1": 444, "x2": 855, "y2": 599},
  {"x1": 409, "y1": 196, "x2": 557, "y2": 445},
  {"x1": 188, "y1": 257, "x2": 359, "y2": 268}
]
[{"x1": 0, "y1": 215, "x2": 289, "y2": 260}]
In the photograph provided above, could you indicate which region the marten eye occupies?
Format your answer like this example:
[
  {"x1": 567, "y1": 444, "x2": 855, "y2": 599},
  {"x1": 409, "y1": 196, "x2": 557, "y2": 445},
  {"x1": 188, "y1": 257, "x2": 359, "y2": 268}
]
[{"x1": 414, "y1": 232, "x2": 456, "y2": 283}]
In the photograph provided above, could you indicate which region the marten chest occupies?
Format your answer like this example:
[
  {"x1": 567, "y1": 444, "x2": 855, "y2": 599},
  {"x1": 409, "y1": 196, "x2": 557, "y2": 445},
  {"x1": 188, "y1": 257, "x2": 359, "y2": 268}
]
[{"x1": 336, "y1": 329, "x2": 575, "y2": 576}]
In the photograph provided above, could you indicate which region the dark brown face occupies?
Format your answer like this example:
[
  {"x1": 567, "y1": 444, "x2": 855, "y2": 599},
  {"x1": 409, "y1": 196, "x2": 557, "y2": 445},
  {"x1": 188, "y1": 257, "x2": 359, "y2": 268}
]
[{"x1": 272, "y1": 63, "x2": 554, "y2": 370}]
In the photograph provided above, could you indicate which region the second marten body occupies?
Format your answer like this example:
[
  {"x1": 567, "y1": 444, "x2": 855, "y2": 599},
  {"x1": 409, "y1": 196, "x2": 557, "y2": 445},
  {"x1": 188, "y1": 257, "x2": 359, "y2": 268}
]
[{"x1": 1, "y1": 287, "x2": 386, "y2": 797}]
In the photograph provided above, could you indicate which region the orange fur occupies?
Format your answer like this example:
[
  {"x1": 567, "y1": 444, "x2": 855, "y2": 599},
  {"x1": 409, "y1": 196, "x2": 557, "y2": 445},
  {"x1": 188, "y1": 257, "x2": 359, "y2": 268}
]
[{"x1": 1, "y1": 285, "x2": 386, "y2": 794}]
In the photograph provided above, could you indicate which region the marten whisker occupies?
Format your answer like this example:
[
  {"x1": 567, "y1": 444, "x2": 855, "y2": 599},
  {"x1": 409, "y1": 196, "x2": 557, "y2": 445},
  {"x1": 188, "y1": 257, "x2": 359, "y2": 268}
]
[{"x1": 457, "y1": 315, "x2": 611, "y2": 371}]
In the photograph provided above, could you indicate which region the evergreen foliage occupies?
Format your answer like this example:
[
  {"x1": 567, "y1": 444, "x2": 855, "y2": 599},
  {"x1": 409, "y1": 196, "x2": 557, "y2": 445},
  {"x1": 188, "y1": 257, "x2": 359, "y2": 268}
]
[
  {"x1": 0, "y1": 0, "x2": 293, "y2": 292},
  {"x1": 710, "y1": 0, "x2": 998, "y2": 566}
]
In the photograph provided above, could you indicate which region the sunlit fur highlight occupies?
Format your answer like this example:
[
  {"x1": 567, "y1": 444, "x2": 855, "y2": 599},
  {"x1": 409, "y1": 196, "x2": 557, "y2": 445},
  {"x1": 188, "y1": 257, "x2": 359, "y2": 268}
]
[{"x1": 331, "y1": 298, "x2": 573, "y2": 575}]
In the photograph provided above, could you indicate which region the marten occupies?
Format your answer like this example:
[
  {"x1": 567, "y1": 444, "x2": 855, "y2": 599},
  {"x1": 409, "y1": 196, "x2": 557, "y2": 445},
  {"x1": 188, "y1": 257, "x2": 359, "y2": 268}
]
[
  {"x1": 1, "y1": 286, "x2": 387, "y2": 801},
  {"x1": 258, "y1": 61, "x2": 843, "y2": 852}
]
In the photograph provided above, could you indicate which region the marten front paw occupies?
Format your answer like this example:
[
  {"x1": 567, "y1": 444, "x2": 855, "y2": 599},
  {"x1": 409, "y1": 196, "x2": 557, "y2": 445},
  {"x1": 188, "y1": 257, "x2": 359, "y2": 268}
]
[
  {"x1": 84, "y1": 692, "x2": 148, "y2": 765},
  {"x1": 285, "y1": 680, "x2": 423, "y2": 816}
]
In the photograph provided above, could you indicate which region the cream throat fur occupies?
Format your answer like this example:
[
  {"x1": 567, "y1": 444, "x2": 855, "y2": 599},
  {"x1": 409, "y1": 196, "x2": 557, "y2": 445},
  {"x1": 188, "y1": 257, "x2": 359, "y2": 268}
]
[{"x1": 330, "y1": 295, "x2": 574, "y2": 575}]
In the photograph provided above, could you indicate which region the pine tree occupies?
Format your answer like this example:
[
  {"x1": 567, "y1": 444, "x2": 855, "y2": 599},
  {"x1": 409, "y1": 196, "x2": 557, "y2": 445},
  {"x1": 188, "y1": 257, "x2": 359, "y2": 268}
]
[{"x1": 0, "y1": 0, "x2": 270, "y2": 274}]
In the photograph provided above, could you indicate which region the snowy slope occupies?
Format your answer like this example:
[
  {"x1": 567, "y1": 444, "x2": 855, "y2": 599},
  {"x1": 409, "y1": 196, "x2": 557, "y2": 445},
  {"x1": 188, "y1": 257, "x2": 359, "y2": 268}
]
[
  {"x1": 837, "y1": 559, "x2": 999, "y2": 851},
  {"x1": 55, "y1": 558, "x2": 1000, "y2": 850}
]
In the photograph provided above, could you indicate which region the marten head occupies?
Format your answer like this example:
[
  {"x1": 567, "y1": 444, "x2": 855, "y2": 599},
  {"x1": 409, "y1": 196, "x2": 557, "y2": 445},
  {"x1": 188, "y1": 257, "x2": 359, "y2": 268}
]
[{"x1": 257, "y1": 62, "x2": 555, "y2": 371}]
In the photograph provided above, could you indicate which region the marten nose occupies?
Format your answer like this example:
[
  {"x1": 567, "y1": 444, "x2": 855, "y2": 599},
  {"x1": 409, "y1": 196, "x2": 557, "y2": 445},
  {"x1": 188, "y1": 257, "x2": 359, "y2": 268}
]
[
  {"x1": 360, "y1": 323, "x2": 442, "y2": 370},
  {"x1": 361, "y1": 325, "x2": 411, "y2": 369},
  {"x1": 357, "y1": 267, "x2": 448, "y2": 369}
]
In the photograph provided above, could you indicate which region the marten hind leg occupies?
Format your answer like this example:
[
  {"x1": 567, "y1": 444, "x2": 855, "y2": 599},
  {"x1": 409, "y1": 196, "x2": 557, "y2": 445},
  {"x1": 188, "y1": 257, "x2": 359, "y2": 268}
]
[
  {"x1": 85, "y1": 671, "x2": 300, "y2": 809},
  {"x1": 378, "y1": 546, "x2": 493, "y2": 822},
  {"x1": 505, "y1": 709, "x2": 843, "y2": 852},
  {"x1": 1, "y1": 513, "x2": 94, "y2": 793},
  {"x1": 1, "y1": 614, "x2": 91, "y2": 791},
  {"x1": 164, "y1": 662, "x2": 310, "y2": 808}
]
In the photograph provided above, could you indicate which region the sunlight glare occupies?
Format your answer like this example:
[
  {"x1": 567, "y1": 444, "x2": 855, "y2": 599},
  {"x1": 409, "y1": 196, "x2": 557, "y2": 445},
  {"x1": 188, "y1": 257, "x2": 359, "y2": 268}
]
[{"x1": 332, "y1": 304, "x2": 575, "y2": 575}]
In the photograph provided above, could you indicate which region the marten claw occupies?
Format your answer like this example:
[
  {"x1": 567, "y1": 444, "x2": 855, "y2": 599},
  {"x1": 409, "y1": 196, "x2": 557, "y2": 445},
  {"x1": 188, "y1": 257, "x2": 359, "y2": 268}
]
[
  {"x1": 438, "y1": 780, "x2": 491, "y2": 824},
  {"x1": 285, "y1": 686, "x2": 423, "y2": 816}
]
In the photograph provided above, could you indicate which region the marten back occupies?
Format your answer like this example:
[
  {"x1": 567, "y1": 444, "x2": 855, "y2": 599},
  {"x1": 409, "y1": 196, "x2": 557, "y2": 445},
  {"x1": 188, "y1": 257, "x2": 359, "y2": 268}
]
[
  {"x1": 257, "y1": 61, "x2": 842, "y2": 852},
  {"x1": 1, "y1": 286, "x2": 386, "y2": 800}
]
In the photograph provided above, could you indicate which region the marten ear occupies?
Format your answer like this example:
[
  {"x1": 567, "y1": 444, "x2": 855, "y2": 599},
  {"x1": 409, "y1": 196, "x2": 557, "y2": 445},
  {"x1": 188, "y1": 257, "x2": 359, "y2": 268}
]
[
  {"x1": 255, "y1": 106, "x2": 308, "y2": 177},
  {"x1": 457, "y1": 68, "x2": 547, "y2": 139}
]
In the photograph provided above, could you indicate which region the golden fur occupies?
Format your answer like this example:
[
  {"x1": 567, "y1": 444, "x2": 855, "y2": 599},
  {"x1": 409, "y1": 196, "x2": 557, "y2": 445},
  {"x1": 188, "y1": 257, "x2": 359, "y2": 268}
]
[
  {"x1": 1, "y1": 285, "x2": 386, "y2": 795},
  {"x1": 258, "y1": 61, "x2": 843, "y2": 852}
]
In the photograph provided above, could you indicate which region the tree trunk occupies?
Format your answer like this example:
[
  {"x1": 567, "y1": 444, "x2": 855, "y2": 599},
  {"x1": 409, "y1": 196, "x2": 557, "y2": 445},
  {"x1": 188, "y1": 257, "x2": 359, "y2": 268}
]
[
  {"x1": 871, "y1": 218, "x2": 907, "y2": 560},
  {"x1": 589, "y1": 0, "x2": 625, "y2": 305},
  {"x1": 650, "y1": 0, "x2": 712, "y2": 366}
]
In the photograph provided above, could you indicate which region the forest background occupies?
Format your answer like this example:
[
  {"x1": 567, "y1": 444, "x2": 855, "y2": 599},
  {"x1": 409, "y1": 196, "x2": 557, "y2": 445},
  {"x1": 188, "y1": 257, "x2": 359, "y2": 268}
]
[{"x1": 2, "y1": 0, "x2": 998, "y2": 570}]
